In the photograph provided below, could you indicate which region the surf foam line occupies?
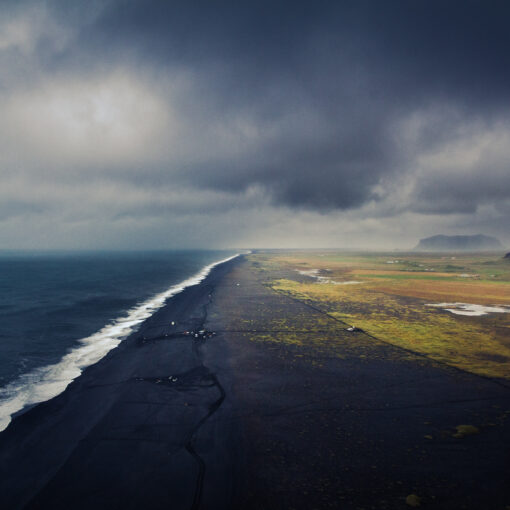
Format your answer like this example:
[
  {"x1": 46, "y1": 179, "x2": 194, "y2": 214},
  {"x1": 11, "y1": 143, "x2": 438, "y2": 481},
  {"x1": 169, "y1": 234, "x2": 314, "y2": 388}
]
[{"x1": 0, "y1": 253, "x2": 241, "y2": 432}]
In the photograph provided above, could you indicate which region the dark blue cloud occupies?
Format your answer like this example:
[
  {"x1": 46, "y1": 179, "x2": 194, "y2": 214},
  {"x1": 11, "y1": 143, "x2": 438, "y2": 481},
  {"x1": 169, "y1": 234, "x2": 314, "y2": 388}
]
[{"x1": 1, "y1": 0, "x2": 510, "y2": 248}]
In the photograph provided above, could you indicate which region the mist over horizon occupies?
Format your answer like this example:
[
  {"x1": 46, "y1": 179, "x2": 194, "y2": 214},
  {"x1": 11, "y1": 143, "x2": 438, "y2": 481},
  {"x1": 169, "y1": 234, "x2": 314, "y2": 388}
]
[{"x1": 1, "y1": 0, "x2": 510, "y2": 250}]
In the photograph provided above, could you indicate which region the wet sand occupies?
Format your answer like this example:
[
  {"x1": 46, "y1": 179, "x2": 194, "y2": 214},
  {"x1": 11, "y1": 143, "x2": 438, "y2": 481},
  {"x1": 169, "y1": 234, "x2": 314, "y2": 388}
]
[{"x1": 1, "y1": 255, "x2": 510, "y2": 509}]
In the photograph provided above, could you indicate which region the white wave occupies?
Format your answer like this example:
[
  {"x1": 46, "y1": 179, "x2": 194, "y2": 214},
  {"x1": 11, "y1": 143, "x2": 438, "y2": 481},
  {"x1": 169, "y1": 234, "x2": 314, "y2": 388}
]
[
  {"x1": 0, "y1": 253, "x2": 240, "y2": 432},
  {"x1": 426, "y1": 302, "x2": 510, "y2": 316}
]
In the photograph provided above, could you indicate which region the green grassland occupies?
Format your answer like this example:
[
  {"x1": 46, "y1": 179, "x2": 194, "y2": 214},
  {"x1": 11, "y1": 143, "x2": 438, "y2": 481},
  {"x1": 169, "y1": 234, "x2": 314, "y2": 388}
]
[{"x1": 250, "y1": 251, "x2": 510, "y2": 379}]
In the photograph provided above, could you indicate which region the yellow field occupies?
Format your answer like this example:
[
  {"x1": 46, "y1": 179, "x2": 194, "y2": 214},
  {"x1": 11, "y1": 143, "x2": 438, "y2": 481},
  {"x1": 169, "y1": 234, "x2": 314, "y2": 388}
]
[{"x1": 252, "y1": 251, "x2": 510, "y2": 379}]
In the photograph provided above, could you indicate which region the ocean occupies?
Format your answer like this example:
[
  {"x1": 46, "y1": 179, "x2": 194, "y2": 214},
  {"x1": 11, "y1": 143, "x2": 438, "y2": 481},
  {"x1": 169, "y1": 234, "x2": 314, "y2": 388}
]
[{"x1": 0, "y1": 250, "x2": 238, "y2": 431}]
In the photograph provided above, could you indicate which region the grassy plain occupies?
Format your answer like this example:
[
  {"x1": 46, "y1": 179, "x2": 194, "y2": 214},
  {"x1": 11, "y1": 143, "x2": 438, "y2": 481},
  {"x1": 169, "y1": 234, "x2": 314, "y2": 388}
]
[{"x1": 251, "y1": 251, "x2": 510, "y2": 379}]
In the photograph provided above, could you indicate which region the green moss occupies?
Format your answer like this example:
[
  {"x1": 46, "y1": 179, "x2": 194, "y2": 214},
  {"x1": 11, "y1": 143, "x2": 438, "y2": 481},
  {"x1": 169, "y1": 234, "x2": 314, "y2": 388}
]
[
  {"x1": 258, "y1": 254, "x2": 510, "y2": 379},
  {"x1": 453, "y1": 424, "x2": 480, "y2": 438},
  {"x1": 405, "y1": 494, "x2": 421, "y2": 507}
]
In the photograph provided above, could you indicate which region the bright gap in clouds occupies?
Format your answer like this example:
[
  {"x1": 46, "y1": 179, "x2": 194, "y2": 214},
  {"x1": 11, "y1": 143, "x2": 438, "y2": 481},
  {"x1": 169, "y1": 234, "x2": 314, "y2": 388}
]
[{"x1": 1, "y1": 73, "x2": 172, "y2": 166}]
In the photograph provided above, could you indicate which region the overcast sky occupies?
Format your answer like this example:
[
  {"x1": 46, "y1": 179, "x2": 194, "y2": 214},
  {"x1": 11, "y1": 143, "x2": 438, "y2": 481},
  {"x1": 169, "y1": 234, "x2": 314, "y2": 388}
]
[{"x1": 1, "y1": 0, "x2": 509, "y2": 250}]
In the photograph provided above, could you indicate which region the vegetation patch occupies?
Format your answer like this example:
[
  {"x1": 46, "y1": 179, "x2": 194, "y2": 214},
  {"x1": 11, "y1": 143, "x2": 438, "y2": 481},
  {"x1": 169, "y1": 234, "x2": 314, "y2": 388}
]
[
  {"x1": 250, "y1": 252, "x2": 510, "y2": 379},
  {"x1": 453, "y1": 424, "x2": 480, "y2": 438}
]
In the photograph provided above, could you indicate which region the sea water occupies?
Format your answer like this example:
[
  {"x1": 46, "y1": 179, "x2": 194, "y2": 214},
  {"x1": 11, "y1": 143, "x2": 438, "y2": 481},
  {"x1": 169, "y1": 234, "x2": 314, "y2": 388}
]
[{"x1": 0, "y1": 250, "x2": 238, "y2": 431}]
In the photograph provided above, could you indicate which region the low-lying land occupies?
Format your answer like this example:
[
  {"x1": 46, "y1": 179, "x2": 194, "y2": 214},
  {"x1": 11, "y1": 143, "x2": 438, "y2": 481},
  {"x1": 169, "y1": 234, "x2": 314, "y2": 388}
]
[
  {"x1": 250, "y1": 251, "x2": 510, "y2": 379},
  {"x1": 1, "y1": 254, "x2": 509, "y2": 509},
  {"x1": 209, "y1": 254, "x2": 510, "y2": 509}
]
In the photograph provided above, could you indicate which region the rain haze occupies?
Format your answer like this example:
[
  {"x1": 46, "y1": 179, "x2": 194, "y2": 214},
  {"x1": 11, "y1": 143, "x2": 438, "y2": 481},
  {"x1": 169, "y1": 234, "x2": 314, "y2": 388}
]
[{"x1": 1, "y1": 0, "x2": 510, "y2": 250}]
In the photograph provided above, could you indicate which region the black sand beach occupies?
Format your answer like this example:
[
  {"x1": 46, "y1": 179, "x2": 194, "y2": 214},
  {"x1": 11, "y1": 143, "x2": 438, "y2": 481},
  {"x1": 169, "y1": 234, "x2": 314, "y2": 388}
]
[{"x1": 1, "y1": 255, "x2": 509, "y2": 509}]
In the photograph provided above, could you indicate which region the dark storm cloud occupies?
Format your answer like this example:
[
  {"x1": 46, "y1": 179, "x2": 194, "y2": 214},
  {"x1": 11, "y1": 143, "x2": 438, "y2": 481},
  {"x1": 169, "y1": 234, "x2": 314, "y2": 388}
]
[
  {"x1": 1, "y1": 0, "x2": 510, "y2": 248},
  {"x1": 50, "y1": 0, "x2": 510, "y2": 212},
  {"x1": 79, "y1": 0, "x2": 510, "y2": 116}
]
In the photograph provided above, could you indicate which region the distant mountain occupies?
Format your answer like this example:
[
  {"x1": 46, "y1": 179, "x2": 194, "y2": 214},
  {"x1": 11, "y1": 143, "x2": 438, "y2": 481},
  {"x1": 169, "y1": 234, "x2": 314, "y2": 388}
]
[{"x1": 414, "y1": 234, "x2": 504, "y2": 252}]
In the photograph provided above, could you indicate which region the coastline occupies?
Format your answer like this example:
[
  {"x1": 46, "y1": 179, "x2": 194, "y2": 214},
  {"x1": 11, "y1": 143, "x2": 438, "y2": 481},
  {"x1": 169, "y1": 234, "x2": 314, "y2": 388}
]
[
  {"x1": 1, "y1": 253, "x2": 510, "y2": 509},
  {"x1": 0, "y1": 252, "x2": 240, "y2": 432},
  {"x1": 0, "y1": 254, "x2": 243, "y2": 510}
]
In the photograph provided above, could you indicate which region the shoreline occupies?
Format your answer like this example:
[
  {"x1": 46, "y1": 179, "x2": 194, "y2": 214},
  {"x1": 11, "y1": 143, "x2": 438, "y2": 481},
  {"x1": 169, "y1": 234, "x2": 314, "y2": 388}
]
[
  {"x1": 0, "y1": 252, "x2": 241, "y2": 433},
  {"x1": 1, "y1": 253, "x2": 509, "y2": 509},
  {"x1": 0, "y1": 254, "x2": 243, "y2": 510}
]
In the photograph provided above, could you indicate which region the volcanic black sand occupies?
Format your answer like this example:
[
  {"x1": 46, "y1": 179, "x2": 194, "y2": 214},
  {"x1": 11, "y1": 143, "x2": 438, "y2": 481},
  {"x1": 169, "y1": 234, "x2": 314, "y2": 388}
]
[{"x1": 1, "y1": 255, "x2": 509, "y2": 509}]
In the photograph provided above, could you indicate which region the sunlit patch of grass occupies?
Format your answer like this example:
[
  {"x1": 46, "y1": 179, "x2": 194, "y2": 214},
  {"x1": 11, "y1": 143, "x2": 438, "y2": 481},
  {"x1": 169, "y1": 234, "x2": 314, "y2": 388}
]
[
  {"x1": 453, "y1": 424, "x2": 479, "y2": 438},
  {"x1": 256, "y1": 251, "x2": 510, "y2": 379},
  {"x1": 258, "y1": 251, "x2": 510, "y2": 283},
  {"x1": 372, "y1": 280, "x2": 510, "y2": 305}
]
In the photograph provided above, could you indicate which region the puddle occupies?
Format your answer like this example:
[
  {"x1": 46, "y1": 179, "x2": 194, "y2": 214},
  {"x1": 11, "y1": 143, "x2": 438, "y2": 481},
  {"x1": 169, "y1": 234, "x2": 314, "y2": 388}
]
[
  {"x1": 296, "y1": 269, "x2": 361, "y2": 285},
  {"x1": 426, "y1": 302, "x2": 510, "y2": 316}
]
